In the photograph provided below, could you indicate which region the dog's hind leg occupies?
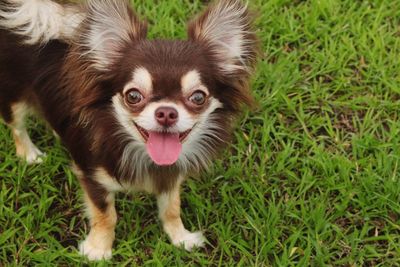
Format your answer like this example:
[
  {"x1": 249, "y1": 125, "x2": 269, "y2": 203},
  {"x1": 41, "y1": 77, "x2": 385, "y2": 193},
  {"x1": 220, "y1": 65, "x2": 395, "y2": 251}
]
[{"x1": 9, "y1": 102, "x2": 44, "y2": 164}]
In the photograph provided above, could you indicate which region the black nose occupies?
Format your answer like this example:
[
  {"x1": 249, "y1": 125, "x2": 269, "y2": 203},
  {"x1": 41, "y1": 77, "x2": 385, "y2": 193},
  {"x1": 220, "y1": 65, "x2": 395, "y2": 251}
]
[{"x1": 155, "y1": 107, "x2": 178, "y2": 127}]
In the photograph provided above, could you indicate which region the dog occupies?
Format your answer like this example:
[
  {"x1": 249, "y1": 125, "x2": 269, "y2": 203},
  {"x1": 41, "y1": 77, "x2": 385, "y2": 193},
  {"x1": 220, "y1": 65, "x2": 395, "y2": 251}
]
[{"x1": 0, "y1": 0, "x2": 257, "y2": 260}]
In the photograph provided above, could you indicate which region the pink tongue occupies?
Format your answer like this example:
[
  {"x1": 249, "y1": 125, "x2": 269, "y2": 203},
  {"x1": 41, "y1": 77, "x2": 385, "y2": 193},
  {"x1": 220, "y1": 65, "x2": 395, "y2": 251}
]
[{"x1": 146, "y1": 131, "x2": 182, "y2": 166}]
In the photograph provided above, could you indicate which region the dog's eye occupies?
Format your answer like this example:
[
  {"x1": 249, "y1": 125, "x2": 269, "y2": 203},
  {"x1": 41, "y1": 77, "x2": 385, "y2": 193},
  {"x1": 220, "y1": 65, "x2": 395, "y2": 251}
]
[
  {"x1": 189, "y1": 91, "x2": 207, "y2": 106},
  {"x1": 125, "y1": 89, "x2": 144, "y2": 105}
]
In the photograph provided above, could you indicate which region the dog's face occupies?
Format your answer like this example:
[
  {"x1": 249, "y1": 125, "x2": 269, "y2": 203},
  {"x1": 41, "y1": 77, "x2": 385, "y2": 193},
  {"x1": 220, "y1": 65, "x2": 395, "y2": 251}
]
[
  {"x1": 72, "y1": 0, "x2": 257, "y2": 171},
  {"x1": 111, "y1": 41, "x2": 226, "y2": 167}
]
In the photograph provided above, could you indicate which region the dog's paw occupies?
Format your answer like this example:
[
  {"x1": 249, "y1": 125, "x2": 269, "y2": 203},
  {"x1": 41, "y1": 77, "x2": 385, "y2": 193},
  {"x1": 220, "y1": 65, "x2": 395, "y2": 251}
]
[
  {"x1": 172, "y1": 231, "x2": 206, "y2": 251},
  {"x1": 17, "y1": 144, "x2": 45, "y2": 165},
  {"x1": 25, "y1": 147, "x2": 45, "y2": 165},
  {"x1": 79, "y1": 239, "x2": 112, "y2": 261}
]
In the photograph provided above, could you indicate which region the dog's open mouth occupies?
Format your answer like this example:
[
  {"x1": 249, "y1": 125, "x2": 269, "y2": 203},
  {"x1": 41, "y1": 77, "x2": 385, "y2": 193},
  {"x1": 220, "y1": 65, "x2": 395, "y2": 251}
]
[
  {"x1": 133, "y1": 122, "x2": 192, "y2": 166},
  {"x1": 134, "y1": 122, "x2": 192, "y2": 143}
]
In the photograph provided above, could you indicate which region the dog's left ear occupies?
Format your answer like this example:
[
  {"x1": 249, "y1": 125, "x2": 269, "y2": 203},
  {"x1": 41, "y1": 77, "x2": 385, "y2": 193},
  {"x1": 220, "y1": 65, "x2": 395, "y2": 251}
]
[{"x1": 188, "y1": 0, "x2": 257, "y2": 77}]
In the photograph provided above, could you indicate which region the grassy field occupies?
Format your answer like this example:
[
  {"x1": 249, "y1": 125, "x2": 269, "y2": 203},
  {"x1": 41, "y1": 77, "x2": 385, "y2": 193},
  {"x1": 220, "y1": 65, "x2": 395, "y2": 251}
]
[{"x1": 1, "y1": 0, "x2": 400, "y2": 266}]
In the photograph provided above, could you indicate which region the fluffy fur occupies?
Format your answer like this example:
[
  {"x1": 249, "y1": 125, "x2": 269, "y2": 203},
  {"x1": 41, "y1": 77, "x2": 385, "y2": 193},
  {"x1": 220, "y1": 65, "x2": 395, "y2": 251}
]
[
  {"x1": 0, "y1": 0, "x2": 258, "y2": 261},
  {"x1": 0, "y1": 0, "x2": 83, "y2": 44}
]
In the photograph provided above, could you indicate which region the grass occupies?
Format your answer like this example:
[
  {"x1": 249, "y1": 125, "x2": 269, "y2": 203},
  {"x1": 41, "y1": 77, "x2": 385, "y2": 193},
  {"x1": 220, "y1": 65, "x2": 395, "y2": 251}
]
[{"x1": 1, "y1": 0, "x2": 400, "y2": 265}]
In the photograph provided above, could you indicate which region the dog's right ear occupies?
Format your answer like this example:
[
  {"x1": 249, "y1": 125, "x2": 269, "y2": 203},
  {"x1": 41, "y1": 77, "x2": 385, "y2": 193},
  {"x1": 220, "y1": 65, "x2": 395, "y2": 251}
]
[
  {"x1": 79, "y1": 0, "x2": 147, "y2": 71},
  {"x1": 188, "y1": 0, "x2": 257, "y2": 77}
]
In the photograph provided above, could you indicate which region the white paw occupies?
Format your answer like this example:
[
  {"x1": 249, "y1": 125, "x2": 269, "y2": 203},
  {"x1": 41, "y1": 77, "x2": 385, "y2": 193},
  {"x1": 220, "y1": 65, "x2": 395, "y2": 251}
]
[
  {"x1": 79, "y1": 239, "x2": 112, "y2": 261},
  {"x1": 25, "y1": 147, "x2": 45, "y2": 165},
  {"x1": 172, "y1": 231, "x2": 206, "y2": 251}
]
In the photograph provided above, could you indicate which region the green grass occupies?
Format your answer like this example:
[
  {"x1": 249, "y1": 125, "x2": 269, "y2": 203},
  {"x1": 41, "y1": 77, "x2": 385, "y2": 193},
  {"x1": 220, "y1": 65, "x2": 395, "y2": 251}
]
[{"x1": 1, "y1": 0, "x2": 400, "y2": 265}]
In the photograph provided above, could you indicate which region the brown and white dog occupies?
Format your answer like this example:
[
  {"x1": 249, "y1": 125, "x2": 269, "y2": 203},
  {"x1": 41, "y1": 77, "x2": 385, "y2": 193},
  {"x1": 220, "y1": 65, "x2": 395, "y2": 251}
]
[{"x1": 0, "y1": 0, "x2": 257, "y2": 260}]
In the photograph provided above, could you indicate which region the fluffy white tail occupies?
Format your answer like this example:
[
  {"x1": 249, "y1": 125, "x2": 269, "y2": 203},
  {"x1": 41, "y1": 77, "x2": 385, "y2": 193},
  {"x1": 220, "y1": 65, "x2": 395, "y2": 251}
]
[{"x1": 0, "y1": 0, "x2": 84, "y2": 44}]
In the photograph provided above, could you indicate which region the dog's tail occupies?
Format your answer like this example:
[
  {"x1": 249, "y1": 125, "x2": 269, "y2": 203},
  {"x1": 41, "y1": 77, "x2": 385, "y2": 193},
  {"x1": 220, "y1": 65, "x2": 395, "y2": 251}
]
[{"x1": 0, "y1": 0, "x2": 84, "y2": 44}]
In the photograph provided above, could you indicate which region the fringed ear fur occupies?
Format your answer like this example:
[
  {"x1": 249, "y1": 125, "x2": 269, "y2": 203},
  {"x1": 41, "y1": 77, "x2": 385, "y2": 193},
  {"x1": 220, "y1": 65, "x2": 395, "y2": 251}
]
[
  {"x1": 79, "y1": 0, "x2": 147, "y2": 71},
  {"x1": 188, "y1": 0, "x2": 258, "y2": 77}
]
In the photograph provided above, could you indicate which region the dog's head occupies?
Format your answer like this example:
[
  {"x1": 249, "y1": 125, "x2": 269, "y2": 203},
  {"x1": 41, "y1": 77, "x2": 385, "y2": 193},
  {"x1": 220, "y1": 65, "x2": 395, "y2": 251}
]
[{"x1": 70, "y1": 0, "x2": 257, "y2": 173}]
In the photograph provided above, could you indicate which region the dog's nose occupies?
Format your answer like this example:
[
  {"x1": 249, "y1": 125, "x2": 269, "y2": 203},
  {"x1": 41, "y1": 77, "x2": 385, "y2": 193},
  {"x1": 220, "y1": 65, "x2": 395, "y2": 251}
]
[{"x1": 155, "y1": 107, "x2": 178, "y2": 127}]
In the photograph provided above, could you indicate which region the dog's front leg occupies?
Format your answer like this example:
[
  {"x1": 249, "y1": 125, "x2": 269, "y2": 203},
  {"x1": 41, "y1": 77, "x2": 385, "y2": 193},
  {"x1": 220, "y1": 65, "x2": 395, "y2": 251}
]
[
  {"x1": 78, "y1": 177, "x2": 117, "y2": 261},
  {"x1": 157, "y1": 181, "x2": 205, "y2": 251}
]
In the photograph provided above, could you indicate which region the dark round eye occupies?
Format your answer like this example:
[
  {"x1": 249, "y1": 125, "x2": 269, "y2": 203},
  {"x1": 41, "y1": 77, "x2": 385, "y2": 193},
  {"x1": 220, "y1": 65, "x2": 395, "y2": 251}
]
[
  {"x1": 125, "y1": 89, "x2": 144, "y2": 105},
  {"x1": 189, "y1": 91, "x2": 207, "y2": 106}
]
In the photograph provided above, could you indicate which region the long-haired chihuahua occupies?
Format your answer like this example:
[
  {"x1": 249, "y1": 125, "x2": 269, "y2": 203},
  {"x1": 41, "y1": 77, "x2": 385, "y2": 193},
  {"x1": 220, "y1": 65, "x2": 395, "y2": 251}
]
[{"x1": 0, "y1": 0, "x2": 257, "y2": 260}]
